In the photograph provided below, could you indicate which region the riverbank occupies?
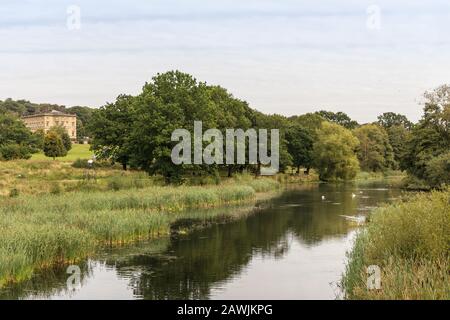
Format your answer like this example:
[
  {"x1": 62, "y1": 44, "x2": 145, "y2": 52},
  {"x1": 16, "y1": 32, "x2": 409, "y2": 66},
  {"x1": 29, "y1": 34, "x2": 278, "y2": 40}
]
[
  {"x1": 342, "y1": 189, "x2": 449, "y2": 299},
  {"x1": 0, "y1": 176, "x2": 281, "y2": 287}
]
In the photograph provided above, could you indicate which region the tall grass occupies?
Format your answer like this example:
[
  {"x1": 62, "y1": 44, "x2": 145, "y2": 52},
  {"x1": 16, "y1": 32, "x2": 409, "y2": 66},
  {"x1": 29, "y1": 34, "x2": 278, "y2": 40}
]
[
  {"x1": 0, "y1": 178, "x2": 279, "y2": 286},
  {"x1": 342, "y1": 189, "x2": 450, "y2": 299}
]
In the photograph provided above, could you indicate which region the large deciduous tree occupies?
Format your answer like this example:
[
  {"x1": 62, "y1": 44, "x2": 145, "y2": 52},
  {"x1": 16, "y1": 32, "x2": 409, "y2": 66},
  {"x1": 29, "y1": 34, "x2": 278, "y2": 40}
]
[
  {"x1": 286, "y1": 123, "x2": 314, "y2": 174},
  {"x1": 353, "y1": 124, "x2": 394, "y2": 172},
  {"x1": 43, "y1": 131, "x2": 67, "y2": 160},
  {"x1": 316, "y1": 110, "x2": 359, "y2": 129},
  {"x1": 403, "y1": 85, "x2": 450, "y2": 187},
  {"x1": 0, "y1": 113, "x2": 34, "y2": 160},
  {"x1": 313, "y1": 122, "x2": 360, "y2": 181}
]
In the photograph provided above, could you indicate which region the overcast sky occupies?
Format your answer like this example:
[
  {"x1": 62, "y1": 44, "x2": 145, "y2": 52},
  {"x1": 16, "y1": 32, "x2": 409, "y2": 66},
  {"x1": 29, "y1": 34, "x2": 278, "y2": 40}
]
[{"x1": 1, "y1": 0, "x2": 449, "y2": 123}]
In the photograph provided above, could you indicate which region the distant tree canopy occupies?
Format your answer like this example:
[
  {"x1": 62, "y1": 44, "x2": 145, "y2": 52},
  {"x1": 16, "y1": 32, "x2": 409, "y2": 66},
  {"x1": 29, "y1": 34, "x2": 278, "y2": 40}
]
[
  {"x1": 402, "y1": 85, "x2": 450, "y2": 187},
  {"x1": 2, "y1": 71, "x2": 448, "y2": 188},
  {"x1": 0, "y1": 99, "x2": 94, "y2": 141},
  {"x1": 377, "y1": 112, "x2": 413, "y2": 129},
  {"x1": 315, "y1": 110, "x2": 359, "y2": 129},
  {"x1": 286, "y1": 123, "x2": 314, "y2": 173},
  {"x1": 312, "y1": 122, "x2": 360, "y2": 181},
  {"x1": 0, "y1": 113, "x2": 34, "y2": 160},
  {"x1": 43, "y1": 131, "x2": 67, "y2": 160},
  {"x1": 353, "y1": 124, "x2": 394, "y2": 172},
  {"x1": 48, "y1": 126, "x2": 72, "y2": 152}
]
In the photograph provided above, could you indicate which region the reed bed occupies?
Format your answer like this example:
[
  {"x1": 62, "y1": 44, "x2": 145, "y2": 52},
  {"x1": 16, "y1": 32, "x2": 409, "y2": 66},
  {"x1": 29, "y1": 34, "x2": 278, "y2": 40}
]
[
  {"x1": 0, "y1": 179, "x2": 279, "y2": 286},
  {"x1": 342, "y1": 189, "x2": 450, "y2": 299}
]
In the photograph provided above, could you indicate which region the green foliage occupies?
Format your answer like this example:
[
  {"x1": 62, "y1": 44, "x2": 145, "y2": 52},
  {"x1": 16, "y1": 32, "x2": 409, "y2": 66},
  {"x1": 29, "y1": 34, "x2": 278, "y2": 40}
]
[
  {"x1": 48, "y1": 125, "x2": 72, "y2": 151},
  {"x1": 353, "y1": 124, "x2": 394, "y2": 172},
  {"x1": 88, "y1": 94, "x2": 135, "y2": 170},
  {"x1": 0, "y1": 144, "x2": 32, "y2": 161},
  {"x1": 43, "y1": 131, "x2": 67, "y2": 159},
  {"x1": 377, "y1": 112, "x2": 412, "y2": 129},
  {"x1": 0, "y1": 113, "x2": 34, "y2": 160},
  {"x1": 425, "y1": 151, "x2": 450, "y2": 188},
  {"x1": 285, "y1": 123, "x2": 314, "y2": 173},
  {"x1": 342, "y1": 189, "x2": 450, "y2": 299},
  {"x1": 386, "y1": 125, "x2": 411, "y2": 169},
  {"x1": 31, "y1": 129, "x2": 45, "y2": 150},
  {"x1": 402, "y1": 85, "x2": 450, "y2": 186},
  {"x1": 313, "y1": 122, "x2": 360, "y2": 181},
  {"x1": 315, "y1": 110, "x2": 359, "y2": 129}
]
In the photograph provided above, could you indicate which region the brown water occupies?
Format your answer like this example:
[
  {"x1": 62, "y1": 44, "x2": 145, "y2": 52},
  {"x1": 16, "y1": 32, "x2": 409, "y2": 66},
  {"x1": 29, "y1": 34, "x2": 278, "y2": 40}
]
[{"x1": 0, "y1": 182, "x2": 403, "y2": 300}]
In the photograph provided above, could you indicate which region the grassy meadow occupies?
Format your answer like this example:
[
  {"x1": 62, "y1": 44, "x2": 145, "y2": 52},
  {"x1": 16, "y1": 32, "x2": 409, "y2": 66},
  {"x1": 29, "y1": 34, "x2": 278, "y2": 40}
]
[
  {"x1": 31, "y1": 144, "x2": 93, "y2": 161},
  {"x1": 0, "y1": 156, "x2": 283, "y2": 287},
  {"x1": 342, "y1": 189, "x2": 450, "y2": 300}
]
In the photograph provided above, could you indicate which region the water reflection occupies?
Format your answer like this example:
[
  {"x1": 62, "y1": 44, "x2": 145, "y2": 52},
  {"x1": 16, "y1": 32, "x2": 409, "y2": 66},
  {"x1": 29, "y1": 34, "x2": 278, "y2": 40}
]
[{"x1": 0, "y1": 182, "x2": 402, "y2": 300}]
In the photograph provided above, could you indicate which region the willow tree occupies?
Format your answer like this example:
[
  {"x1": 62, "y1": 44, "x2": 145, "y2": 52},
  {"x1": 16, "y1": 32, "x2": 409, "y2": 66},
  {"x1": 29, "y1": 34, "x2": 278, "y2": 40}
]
[{"x1": 313, "y1": 122, "x2": 359, "y2": 181}]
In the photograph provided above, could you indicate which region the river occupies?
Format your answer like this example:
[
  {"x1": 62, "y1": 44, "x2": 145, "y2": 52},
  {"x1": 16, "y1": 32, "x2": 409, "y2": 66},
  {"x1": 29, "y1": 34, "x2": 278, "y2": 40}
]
[{"x1": 0, "y1": 182, "x2": 403, "y2": 300}]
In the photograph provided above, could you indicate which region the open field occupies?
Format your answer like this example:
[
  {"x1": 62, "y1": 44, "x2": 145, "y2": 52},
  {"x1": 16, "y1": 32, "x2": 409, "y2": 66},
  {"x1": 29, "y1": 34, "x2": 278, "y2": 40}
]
[
  {"x1": 31, "y1": 144, "x2": 93, "y2": 162},
  {"x1": 342, "y1": 189, "x2": 450, "y2": 300}
]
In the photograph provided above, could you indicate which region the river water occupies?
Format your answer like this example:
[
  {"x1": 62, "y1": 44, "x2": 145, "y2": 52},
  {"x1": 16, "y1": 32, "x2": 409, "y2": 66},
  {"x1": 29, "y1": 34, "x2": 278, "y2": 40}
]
[{"x1": 0, "y1": 182, "x2": 402, "y2": 300}]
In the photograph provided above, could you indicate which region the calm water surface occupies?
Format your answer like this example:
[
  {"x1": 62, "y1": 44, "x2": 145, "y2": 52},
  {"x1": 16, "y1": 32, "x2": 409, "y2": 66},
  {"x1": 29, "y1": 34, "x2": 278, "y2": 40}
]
[{"x1": 0, "y1": 182, "x2": 403, "y2": 300}]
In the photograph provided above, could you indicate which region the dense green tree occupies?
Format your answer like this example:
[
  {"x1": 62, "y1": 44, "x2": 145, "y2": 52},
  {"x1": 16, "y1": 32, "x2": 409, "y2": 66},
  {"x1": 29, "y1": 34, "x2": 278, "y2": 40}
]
[
  {"x1": 377, "y1": 112, "x2": 412, "y2": 129},
  {"x1": 89, "y1": 95, "x2": 136, "y2": 170},
  {"x1": 0, "y1": 113, "x2": 34, "y2": 160},
  {"x1": 0, "y1": 144, "x2": 32, "y2": 160},
  {"x1": 289, "y1": 113, "x2": 325, "y2": 135},
  {"x1": 286, "y1": 123, "x2": 314, "y2": 174},
  {"x1": 353, "y1": 124, "x2": 394, "y2": 172},
  {"x1": 402, "y1": 85, "x2": 450, "y2": 186},
  {"x1": 31, "y1": 129, "x2": 46, "y2": 151},
  {"x1": 48, "y1": 126, "x2": 72, "y2": 152},
  {"x1": 386, "y1": 124, "x2": 411, "y2": 169},
  {"x1": 129, "y1": 71, "x2": 220, "y2": 181},
  {"x1": 316, "y1": 110, "x2": 359, "y2": 129},
  {"x1": 425, "y1": 152, "x2": 450, "y2": 188},
  {"x1": 313, "y1": 122, "x2": 359, "y2": 181},
  {"x1": 43, "y1": 131, "x2": 67, "y2": 160}
]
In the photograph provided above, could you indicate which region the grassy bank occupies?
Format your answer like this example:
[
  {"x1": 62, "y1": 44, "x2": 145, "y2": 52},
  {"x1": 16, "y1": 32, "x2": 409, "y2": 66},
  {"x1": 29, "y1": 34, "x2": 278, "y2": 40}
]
[
  {"x1": 0, "y1": 176, "x2": 280, "y2": 287},
  {"x1": 342, "y1": 189, "x2": 450, "y2": 300}
]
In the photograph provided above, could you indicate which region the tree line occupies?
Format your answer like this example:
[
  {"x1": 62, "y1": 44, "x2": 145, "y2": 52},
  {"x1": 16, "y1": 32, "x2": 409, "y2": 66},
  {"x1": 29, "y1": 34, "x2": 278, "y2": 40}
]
[{"x1": 1, "y1": 71, "x2": 448, "y2": 187}]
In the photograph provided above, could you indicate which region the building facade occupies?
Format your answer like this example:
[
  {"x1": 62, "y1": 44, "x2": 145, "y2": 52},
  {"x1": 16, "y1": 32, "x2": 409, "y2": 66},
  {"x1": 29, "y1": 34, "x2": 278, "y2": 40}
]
[{"x1": 22, "y1": 110, "x2": 77, "y2": 141}]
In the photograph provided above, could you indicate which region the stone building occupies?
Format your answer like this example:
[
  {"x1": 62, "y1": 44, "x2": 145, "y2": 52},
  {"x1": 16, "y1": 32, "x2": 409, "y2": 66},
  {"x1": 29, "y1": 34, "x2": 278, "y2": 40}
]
[{"x1": 22, "y1": 110, "x2": 77, "y2": 141}]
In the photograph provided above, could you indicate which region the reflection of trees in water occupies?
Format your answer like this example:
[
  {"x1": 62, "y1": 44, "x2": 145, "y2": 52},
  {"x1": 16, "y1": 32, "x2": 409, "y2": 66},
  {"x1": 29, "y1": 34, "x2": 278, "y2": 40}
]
[
  {"x1": 0, "y1": 183, "x2": 401, "y2": 300},
  {"x1": 111, "y1": 183, "x2": 401, "y2": 300}
]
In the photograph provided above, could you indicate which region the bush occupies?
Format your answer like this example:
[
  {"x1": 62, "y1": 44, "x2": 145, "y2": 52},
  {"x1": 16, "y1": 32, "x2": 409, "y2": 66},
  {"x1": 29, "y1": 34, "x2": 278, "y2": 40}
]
[
  {"x1": 425, "y1": 152, "x2": 450, "y2": 188},
  {"x1": 0, "y1": 144, "x2": 31, "y2": 160},
  {"x1": 9, "y1": 188, "x2": 20, "y2": 198}
]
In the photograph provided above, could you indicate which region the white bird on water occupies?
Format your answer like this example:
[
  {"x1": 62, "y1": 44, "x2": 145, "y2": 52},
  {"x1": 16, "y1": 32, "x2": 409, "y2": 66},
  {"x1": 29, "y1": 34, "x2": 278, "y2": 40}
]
[
  {"x1": 339, "y1": 215, "x2": 366, "y2": 225},
  {"x1": 321, "y1": 195, "x2": 326, "y2": 201},
  {"x1": 352, "y1": 193, "x2": 356, "y2": 199}
]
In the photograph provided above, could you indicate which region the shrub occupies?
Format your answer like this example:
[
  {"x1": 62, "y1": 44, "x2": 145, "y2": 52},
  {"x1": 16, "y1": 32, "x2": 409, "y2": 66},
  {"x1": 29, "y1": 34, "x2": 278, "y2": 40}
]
[
  {"x1": 0, "y1": 144, "x2": 31, "y2": 160},
  {"x1": 425, "y1": 152, "x2": 450, "y2": 188},
  {"x1": 342, "y1": 189, "x2": 450, "y2": 299}
]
